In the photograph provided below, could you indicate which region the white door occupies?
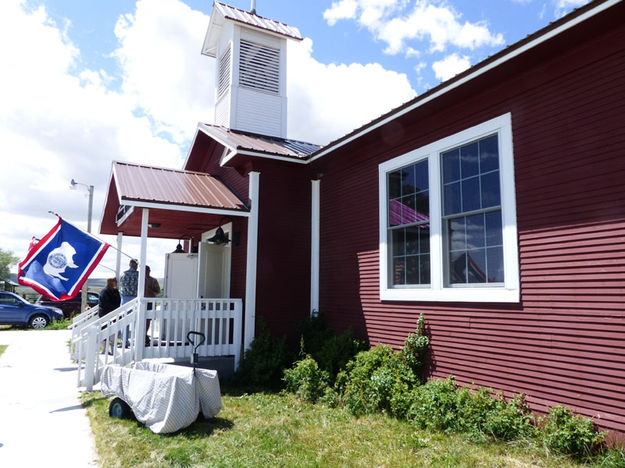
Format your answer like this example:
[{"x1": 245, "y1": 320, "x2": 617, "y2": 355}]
[
  {"x1": 197, "y1": 242, "x2": 230, "y2": 298},
  {"x1": 163, "y1": 253, "x2": 198, "y2": 298}
]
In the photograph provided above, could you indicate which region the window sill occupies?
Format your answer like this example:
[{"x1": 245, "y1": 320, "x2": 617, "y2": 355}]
[{"x1": 380, "y1": 287, "x2": 520, "y2": 303}]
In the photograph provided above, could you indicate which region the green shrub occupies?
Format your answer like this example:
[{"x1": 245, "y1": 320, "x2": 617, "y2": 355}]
[
  {"x1": 482, "y1": 393, "x2": 535, "y2": 441},
  {"x1": 402, "y1": 312, "x2": 429, "y2": 374},
  {"x1": 320, "y1": 386, "x2": 340, "y2": 408},
  {"x1": 408, "y1": 376, "x2": 459, "y2": 432},
  {"x1": 232, "y1": 330, "x2": 293, "y2": 389},
  {"x1": 298, "y1": 315, "x2": 367, "y2": 383},
  {"x1": 596, "y1": 448, "x2": 625, "y2": 468},
  {"x1": 338, "y1": 345, "x2": 417, "y2": 417},
  {"x1": 540, "y1": 405, "x2": 606, "y2": 460},
  {"x1": 315, "y1": 330, "x2": 368, "y2": 381},
  {"x1": 283, "y1": 356, "x2": 330, "y2": 403},
  {"x1": 409, "y1": 378, "x2": 535, "y2": 441},
  {"x1": 455, "y1": 387, "x2": 534, "y2": 441}
]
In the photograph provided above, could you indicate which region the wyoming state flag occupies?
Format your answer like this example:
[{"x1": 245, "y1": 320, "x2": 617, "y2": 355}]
[{"x1": 18, "y1": 217, "x2": 109, "y2": 301}]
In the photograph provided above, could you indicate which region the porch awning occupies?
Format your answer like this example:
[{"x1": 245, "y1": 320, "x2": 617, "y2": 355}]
[{"x1": 100, "y1": 162, "x2": 249, "y2": 238}]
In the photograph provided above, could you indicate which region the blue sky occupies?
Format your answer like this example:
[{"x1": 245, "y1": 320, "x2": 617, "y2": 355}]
[
  {"x1": 1, "y1": 0, "x2": 589, "y2": 276},
  {"x1": 40, "y1": 0, "x2": 579, "y2": 94}
]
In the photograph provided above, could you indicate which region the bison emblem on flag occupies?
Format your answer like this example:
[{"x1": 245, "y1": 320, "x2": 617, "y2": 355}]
[{"x1": 18, "y1": 217, "x2": 109, "y2": 301}]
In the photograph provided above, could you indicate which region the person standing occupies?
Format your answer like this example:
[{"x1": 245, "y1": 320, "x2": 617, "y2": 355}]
[
  {"x1": 119, "y1": 259, "x2": 138, "y2": 304},
  {"x1": 98, "y1": 278, "x2": 121, "y2": 318},
  {"x1": 144, "y1": 266, "x2": 161, "y2": 300},
  {"x1": 98, "y1": 278, "x2": 121, "y2": 353},
  {"x1": 144, "y1": 266, "x2": 160, "y2": 346}
]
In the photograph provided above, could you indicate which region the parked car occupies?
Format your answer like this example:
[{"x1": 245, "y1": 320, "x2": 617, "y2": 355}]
[
  {"x1": 37, "y1": 291, "x2": 99, "y2": 319},
  {"x1": 0, "y1": 291, "x2": 64, "y2": 328}
]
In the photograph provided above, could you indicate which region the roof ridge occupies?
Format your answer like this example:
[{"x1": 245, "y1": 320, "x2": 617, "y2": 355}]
[
  {"x1": 114, "y1": 160, "x2": 220, "y2": 178},
  {"x1": 214, "y1": 1, "x2": 299, "y2": 31}
]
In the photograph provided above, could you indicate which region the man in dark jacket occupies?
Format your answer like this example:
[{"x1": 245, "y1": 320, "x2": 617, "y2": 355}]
[{"x1": 99, "y1": 277, "x2": 121, "y2": 318}]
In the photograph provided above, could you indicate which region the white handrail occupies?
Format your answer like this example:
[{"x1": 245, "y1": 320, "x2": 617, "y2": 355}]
[
  {"x1": 76, "y1": 298, "x2": 243, "y2": 390},
  {"x1": 70, "y1": 305, "x2": 100, "y2": 359},
  {"x1": 76, "y1": 298, "x2": 139, "y2": 388}
]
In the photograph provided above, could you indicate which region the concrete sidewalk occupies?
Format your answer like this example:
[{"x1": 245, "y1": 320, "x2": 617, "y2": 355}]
[{"x1": 0, "y1": 329, "x2": 97, "y2": 467}]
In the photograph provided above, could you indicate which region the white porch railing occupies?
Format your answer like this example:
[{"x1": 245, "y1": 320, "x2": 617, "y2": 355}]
[
  {"x1": 70, "y1": 305, "x2": 101, "y2": 360},
  {"x1": 74, "y1": 298, "x2": 242, "y2": 390}
]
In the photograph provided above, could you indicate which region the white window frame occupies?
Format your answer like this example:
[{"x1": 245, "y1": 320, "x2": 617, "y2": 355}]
[{"x1": 378, "y1": 113, "x2": 519, "y2": 303}]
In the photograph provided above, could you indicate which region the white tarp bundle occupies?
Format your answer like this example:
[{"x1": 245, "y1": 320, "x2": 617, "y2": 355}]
[{"x1": 101, "y1": 359, "x2": 222, "y2": 434}]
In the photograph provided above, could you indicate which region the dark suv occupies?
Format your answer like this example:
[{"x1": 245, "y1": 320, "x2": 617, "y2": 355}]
[{"x1": 37, "y1": 291, "x2": 100, "y2": 318}]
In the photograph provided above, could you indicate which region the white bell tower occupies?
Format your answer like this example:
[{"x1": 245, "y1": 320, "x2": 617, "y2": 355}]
[{"x1": 202, "y1": 2, "x2": 302, "y2": 138}]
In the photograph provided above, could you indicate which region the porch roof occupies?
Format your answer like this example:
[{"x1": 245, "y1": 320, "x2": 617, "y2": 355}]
[{"x1": 100, "y1": 161, "x2": 249, "y2": 238}]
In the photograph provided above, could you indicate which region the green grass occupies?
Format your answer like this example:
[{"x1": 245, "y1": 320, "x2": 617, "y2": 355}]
[
  {"x1": 0, "y1": 345, "x2": 7, "y2": 357},
  {"x1": 81, "y1": 388, "x2": 611, "y2": 468},
  {"x1": 45, "y1": 318, "x2": 72, "y2": 330}
]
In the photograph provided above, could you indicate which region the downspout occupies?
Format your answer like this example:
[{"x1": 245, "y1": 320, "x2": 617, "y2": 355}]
[{"x1": 310, "y1": 180, "x2": 320, "y2": 316}]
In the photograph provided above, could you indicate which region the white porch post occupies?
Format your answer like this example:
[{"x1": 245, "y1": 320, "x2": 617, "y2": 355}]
[
  {"x1": 135, "y1": 208, "x2": 148, "y2": 362},
  {"x1": 115, "y1": 232, "x2": 123, "y2": 280},
  {"x1": 310, "y1": 180, "x2": 320, "y2": 316},
  {"x1": 244, "y1": 171, "x2": 260, "y2": 351},
  {"x1": 138, "y1": 209, "x2": 148, "y2": 299}
]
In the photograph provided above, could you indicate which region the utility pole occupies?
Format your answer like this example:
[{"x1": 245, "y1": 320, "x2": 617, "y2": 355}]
[{"x1": 70, "y1": 179, "x2": 94, "y2": 315}]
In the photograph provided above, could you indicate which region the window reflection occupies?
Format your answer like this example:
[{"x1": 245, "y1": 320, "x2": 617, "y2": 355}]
[
  {"x1": 388, "y1": 159, "x2": 430, "y2": 286},
  {"x1": 442, "y1": 134, "x2": 504, "y2": 285}
]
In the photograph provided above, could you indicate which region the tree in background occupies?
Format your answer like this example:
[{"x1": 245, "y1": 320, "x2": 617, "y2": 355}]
[{"x1": 0, "y1": 249, "x2": 19, "y2": 280}]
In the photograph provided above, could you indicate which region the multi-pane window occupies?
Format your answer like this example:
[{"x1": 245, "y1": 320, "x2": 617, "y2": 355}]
[
  {"x1": 387, "y1": 160, "x2": 430, "y2": 286},
  {"x1": 441, "y1": 134, "x2": 504, "y2": 285},
  {"x1": 378, "y1": 113, "x2": 519, "y2": 302}
]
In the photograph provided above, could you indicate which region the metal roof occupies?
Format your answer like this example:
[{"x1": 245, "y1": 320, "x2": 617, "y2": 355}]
[
  {"x1": 214, "y1": 2, "x2": 302, "y2": 41},
  {"x1": 113, "y1": 162, "x2": 248, "y2": 211},
  {"x1": 199, "y1": 124, "x2": 320, "y2": 159}
]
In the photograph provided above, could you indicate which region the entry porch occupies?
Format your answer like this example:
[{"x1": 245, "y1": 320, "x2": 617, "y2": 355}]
[{"x1": 74, "y1": 162, "x2": 259, "y2": 390}]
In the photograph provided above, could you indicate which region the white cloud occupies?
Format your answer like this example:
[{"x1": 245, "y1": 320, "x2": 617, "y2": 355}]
[
  {"x1": 554, "y1": 0, "x2": 589, "y2": 17},
  {"x1": 324, "y1": 0, "x2": 503, "y2": 55},
  {"x1": 287, "y1": 38, "x2": 416, "y2": 144},
  {"x1": 323, "y1": 0, "x2": 359, "y2": 26},
  {"x1": 405, "y1": 47, "x2": 421, "y2": 58},
  {"x1": 432, "y1": 53, "x2": 470, "y2": 81},
  {"x1": 113, "y1": 0, "x2": 215, "y2": 145}
]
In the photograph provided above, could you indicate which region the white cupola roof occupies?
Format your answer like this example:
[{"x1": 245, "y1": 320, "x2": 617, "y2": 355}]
[{"x1": 202, "y1": 2, "x2": 302, "y2": 139}]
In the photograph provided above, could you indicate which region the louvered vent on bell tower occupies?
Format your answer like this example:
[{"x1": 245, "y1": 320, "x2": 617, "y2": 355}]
[
  {"x1": 239, "y1": 39, "x2": 280, "y2": 94},
  {"x1": 217, "y1": 45, "x2": 232, "y2": 99}
]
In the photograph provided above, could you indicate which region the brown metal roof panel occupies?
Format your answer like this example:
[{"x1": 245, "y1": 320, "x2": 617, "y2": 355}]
[
  {"x1": 113, "y1": 162, "x2": 248, "y2": 211},
  {"x1": 200, "y1": 124, "x2": 321, "y2": 158}
]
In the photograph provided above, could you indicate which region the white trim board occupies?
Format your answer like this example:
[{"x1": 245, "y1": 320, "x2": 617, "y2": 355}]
[{"x1": 120, "y1": 200, "x2": 250, "y2": 218}]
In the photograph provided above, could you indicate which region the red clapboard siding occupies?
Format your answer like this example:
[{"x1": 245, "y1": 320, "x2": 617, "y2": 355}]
[
  {"x1": 252, "y1": 160, "x2": 312, "y2": 342},
  {"x1": 311, "y1": 10, "x2": 625, "y2": 433}
]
